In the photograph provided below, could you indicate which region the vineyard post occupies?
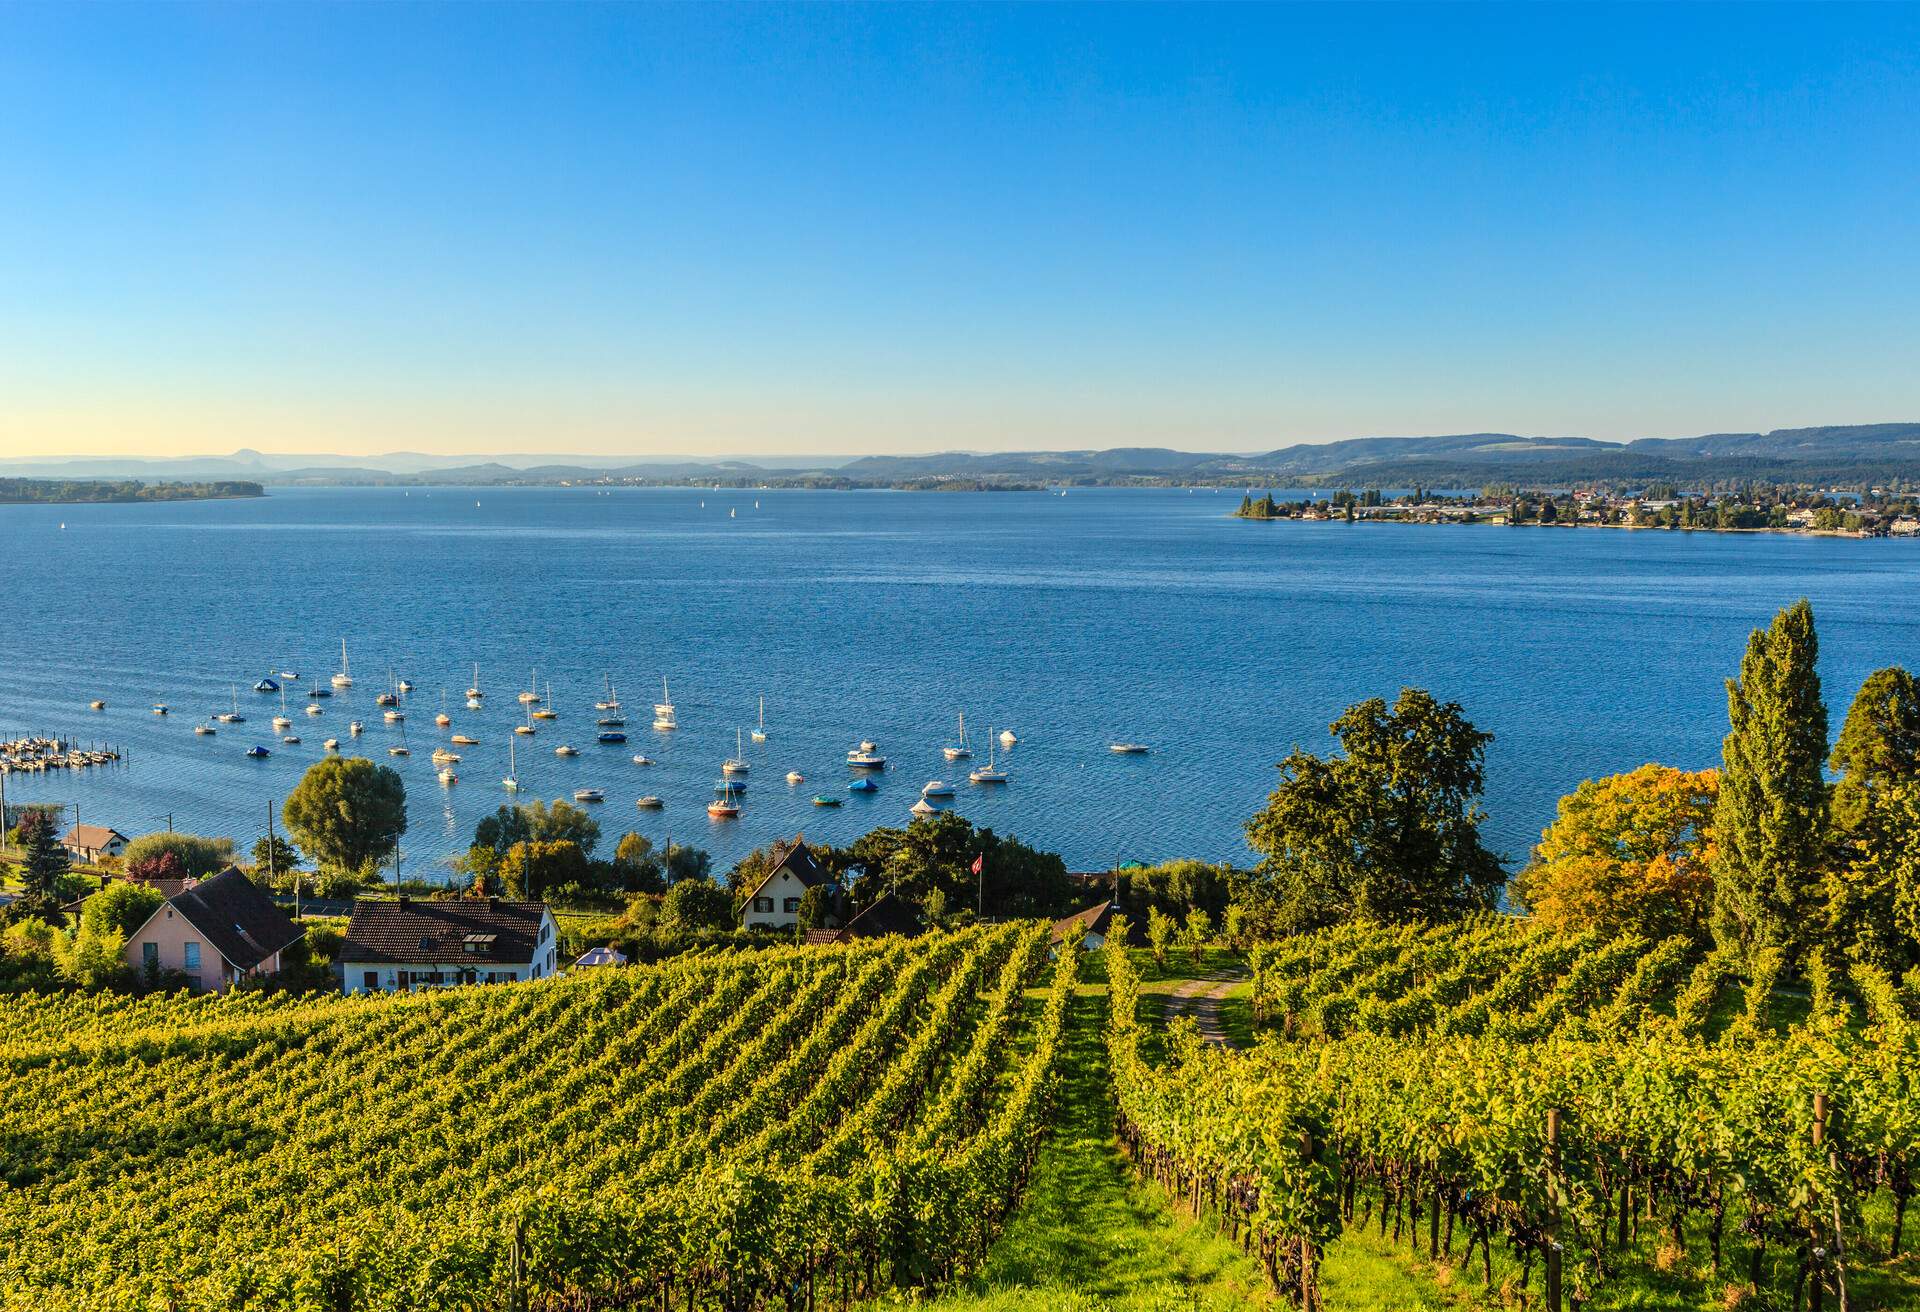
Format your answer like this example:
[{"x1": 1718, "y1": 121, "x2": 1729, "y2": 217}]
[{"x1": 1545, "y1": 1108, "x2": 1563, "y2": 1312}]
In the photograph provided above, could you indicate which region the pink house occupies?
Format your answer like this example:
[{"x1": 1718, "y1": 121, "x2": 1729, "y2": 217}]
[{"x1": 123, "y1": 867, "x2": 305, "y2": 992}]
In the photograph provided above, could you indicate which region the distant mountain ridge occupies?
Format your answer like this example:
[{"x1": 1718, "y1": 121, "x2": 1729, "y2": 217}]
[{"x1": 3, "y1": 423, "x2": 1917, "y2": 488}]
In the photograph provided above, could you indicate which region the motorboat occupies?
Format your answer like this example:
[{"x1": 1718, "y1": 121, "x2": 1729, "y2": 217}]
[
  {"x1": 811, "y1": 794, "x2": 842, "y2": 807},
  {"x1": 281, "y1": 734, "x2": 301, "y2": 745},
  {"x1": 308, "y1": 687, "x2": 332, "y2": 699},
  {"x1": 999, "y1": 729, "x2": 1018, "y2": 747},
  {"x1": 279, "y1": 670, "x2": 299, "y2": 681},
  {"x1": 713, "y1": 779, "x2": 749, "y2": 795},
  {"x1": 466, "y1": 696, "x2": 484, "y2": 710},
  {"x1": 388, "y1": 745, "x2": 409, "y2": 757},
  {"x1": 596, "y1": 715, "x2": 626, "y2": 728},
  {"x1": 451, "y1": 734, "x2": 479, "y2": 745},
  {"x1": 555, "y1": 744, "x2": 579, "y2": 757},
  {"x1": 349, "y1": 720, "x2": 364, "y2": 736},
  {"x1": 786, "y1": 770, "x2": 805, "y2": 785},
  {"x1": 723, "y1": 728, "x2": 750, "y2": 775},
  {"x1": 598, "y1": 731, "x2": 627, "y2": 744},
  {"x1": 245, "y1": 745, "x2": 270, "y2": 759},
  {"x1": 944, "y1": 712, "x2": 972, "y2": 761},
  {"x1": 573, "y1": 788, "x2": 604, "y2": 804},
  {"x1": 846, "y1": 748, "x2": 886, "y2": 769},
  {"x1": 1109, "y1": 743, "x2": 1150, "y2": 754},
  {"x1": 375, "y1": 692, "x2": 398, "y2": 708},
  {"x1": 848, "y1": 777, "x2": 878, "y2": 793},
  {"x1": 635, "y1": 795, "x2": 664, "y2": 809},
  {"x1": 152, "y1": 703, "x2": 169, "y2": 715},
  {"x1": 384, "y1": 709, "x2": 404, "y2": 723},
  {"x1": 431, "y1": 748, "x2": 460, "y2": 763},
  {"x1": 397, "y1": 678, "x2": 414, "y2": 693},
  {"x1": 306, "y1": 703, "x2": 323, "y2": 716},
  {"x1": 631, "y1": 754, "x2": 654, "y2": 766},
  {"x1": 910, "y1": 798, "x2": 938, "y2": 816},
  {"x1": 439, "y1": 768, "x2": 458, "y2": 785},
  {"x1": 323, "y1": 738, "x2": 340, "y2": 751},
  {"x1": 194, "y1": 723, "x2": 216, "y2": 736},
  {"x1": 921, "y1": 780, "x2": 955, "y2": 798}
]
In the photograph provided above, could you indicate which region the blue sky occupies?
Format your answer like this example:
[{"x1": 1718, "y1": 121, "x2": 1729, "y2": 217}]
[{"x1": 1, "y1": 2, "x2": 1916, "y2": 458}]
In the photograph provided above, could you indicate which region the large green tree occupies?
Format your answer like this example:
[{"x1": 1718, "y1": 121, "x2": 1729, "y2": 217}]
[
  {"x1": 845, "y1": 813, "x2": 1071, "y2": 920},
  {"x1": 14, "y1": 810, "x2": 70, "y2": 911},
  {"x1": 1245, "y1": 688, "x2": 1505, "y2": 930},
  {"x1": 1828, "y1": 666, "x2": 1920, "y2": 837},
  {"x1": 281, "y1": 757, "x2": 408, "y2": 876},
  {"x1": 1709, "y1": 599, "x2": 1829, "y2": 966}
]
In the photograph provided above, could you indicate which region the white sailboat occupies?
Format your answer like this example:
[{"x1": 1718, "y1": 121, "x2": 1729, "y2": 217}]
[
  {"x1": 751, "y1": 695, "x2": 768, "y2": 742},
  {"x1": 519, "y1": 667, "x2": 540, "y2": 704},
  {"x1": 969, "y1": 729, "x2": 1008, "y2": 784},
  {"x1": 516, "y1": 701, "x2": 535, "y2": 736},
  {"x1": 332, "y1": 639, "x2": 353, "y2": 688},
  {"x1": 503, "y1": 736, "x2": 520, "y2": 791},
  {"x1": 467, "y1": 663, "x2": 483, "y2": 700},
  {"x1": 944, "y1": 712, "x2": 972, "y2": 761},
  {"x1": 652, "y1": 677, "x2": 677, "y2": 731},
  {"x1": 723, "y1": 727, "x2": 750, "y2": 775},
  {"x1": 272, "y1": 687, "x2": 292, "y2": 731},
  {"x1": 596, "y1": 674, "x2": 621, "y2": 712},
  {"x1": 532, "y1": 680, "x2": 557, "y2": 720},
  {"x1": 435, "y1": 691, "x2": 451, "y2": 727}
]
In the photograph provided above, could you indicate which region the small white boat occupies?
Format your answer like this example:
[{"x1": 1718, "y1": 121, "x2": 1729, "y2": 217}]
[
  {"x1": 397, "y1": 678, "x2": 414, "y2": 693},
  {"x1": 751, "y1": 695, "x2": 769, "y2": 742},
  {"x1": 388, "y1": 744, "x2": 409, "y2": 757},
  {"x1": 194, "y1": 723, "x2": 216, "y2": 736},
  {"x1": 279, "y1": 670, "x2": 299, "y2": 681},
  {"x1": 847, "y1": 742, "x2": 886, "y2": 768},
  {"x1": 944, "y1": 712, "x2": 972, "y2": 761},
  {"x1": 573, "y1": 788, "x2": 603, "y2": 803},
  {"x1": 969, "y1": 729, "x2": 1008, "y2": 784},
  {"x1": 921, "y1": 779, "x2": 954, "y2": 798},
  {"x1": 306, "y1": 702, "x2": 323, "y2": 716},
  {"x1": 1109, "y1": 743, "x2": 1150, "y2": 754},
  {"x1": 431, "y1": 748, "x2": 461, "y2": 763},
  {"x1": 332, "y1": 639, "x2": 353, "y2": 688},
  {"x1": 384, "y1": 709, "x2": 404, "y2": 723},
  {"x1": 323, "y1": 737, "x2": 340, "y2": 751},
  {"x1": 466, "y1": 696, "x2": 484, "y2": 710},
  {"x1": 281, "y1": 734, "x2": 301, "y2": 745},
  {"x1": 723, "y1": 728, "x2": 750, "y2": 775},
  {"x1": 152, "y1": 703, "x2": 169, "y2": 716},
  {"x1": 999, "y1": 729, "x2": 1018, "y2": 747},
  {"x1": 349, "y1": 720, "x2": 364, "y2": 736},
  {"x1": 375, "y1": 692, "x2": 398, "y2": 708},
  {"x1": 636, "y1": 795, "x2": 664, "y2": 810},
  {"x1": 439, "y1": 768, "x2": 458, "y2": 785},
  {"x1": 89, "y1": 699, "x2": 106, "y2": 710},
  {"x1": 786, "y1": 770, "x2": 805, "y2": 785},
  {"x1": 859, "y1": 739, "x2": 877, "y2": 753},
  {"x1": 555, "y1": 744, "x2": 579, "y2": 757},
  {"x1": 910, "y1": 798, "x2": 939, "y2": 816},
  {"x1": 631, "y1": 754, "x2": 655, "y2": 766},
  {"x1": 273, "y1": 714, "x2": 291, "y2": 730},
  {"x1": 451, "y1": 734, "x2": 479, "y2": 745},
  {"x1": 652, "y1": 677, "x2": 678, "y2": 731}
]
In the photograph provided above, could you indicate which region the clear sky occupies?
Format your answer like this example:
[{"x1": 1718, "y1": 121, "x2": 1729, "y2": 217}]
[{"x1": 2, "y1": 2, "x2": 1916, "y2": 460}]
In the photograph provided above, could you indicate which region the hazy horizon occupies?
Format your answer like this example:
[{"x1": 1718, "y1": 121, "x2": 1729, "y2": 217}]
[{"x1": 3, "y1": 3, "x2": 1917, "y2": 460}]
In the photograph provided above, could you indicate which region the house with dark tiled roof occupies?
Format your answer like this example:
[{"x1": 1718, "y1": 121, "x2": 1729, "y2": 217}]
[
  {"x1": 337, "y1": 895, "x2": 558, "y2": 993},
  {"x1": 122, "y1": 867, "x2": 305, "y2": 992},
  {"x1": 739, "y1": 838, "x2": 834, "y2": 931},
  {"x1": 815, "y1": 892, "x2": 922, "y2": 944},
  {"x1": 1051, "y1": 900, "x2": 1121, "y2": 951}
]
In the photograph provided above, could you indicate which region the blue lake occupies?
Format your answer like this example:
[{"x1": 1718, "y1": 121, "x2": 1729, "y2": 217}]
[{"x1": 2, "y1": 486, "x2": 1916, "y2": 881}]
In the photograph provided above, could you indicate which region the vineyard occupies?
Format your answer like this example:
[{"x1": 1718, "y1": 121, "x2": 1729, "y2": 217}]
[
  {"x1": 1111, "y1": 918, "x2": 1920, "y2": 1310},
  {"x1": 0, "y1": 924, "x2": 1076, "y2": 1311}
]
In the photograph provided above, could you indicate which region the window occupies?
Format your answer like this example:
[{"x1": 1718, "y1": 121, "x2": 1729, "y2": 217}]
[
  {"x1": 752, "y1": 896, "x2": 774, "y2": 913},
  {"x1": 183, "y1": 942, "x2": 201, "y2": 971},
  {"x1": 363, "y1": 971, "x2": 378, "y2": 991},
  {"x1": 783, "y1": 897, "x2": 801, "y2": 914},
  {"x1": 141, "y1": 942, "x2": 158, "y2": 967}
]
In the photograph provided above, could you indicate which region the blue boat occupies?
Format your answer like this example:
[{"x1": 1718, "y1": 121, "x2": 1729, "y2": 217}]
[
  {"x1": 597, "y1": 731, "x2": 627, "y2": 744},
  {"x1": 245, "y1": 745, "x2": 271, "y2": 759},
  {"x1": 308, "y1": 688, "x2": 332, "y2": 698},
  {"x1": 811, "y1": 794, "x2": 843, "y2": 807},
  {"x1": 848, "y1": 777, "x2": 878, "y2": 793},
  {"x1": 254, "y1": 678, "x2": 280, "y2": 693},
  {"x1": 713, "y1": 780, "x2": 749, "y2": 795}
]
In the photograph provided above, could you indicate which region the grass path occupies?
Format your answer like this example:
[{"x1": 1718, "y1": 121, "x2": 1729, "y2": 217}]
[{"x1": 870, "y1": 973, "x2": 1453, "y2": 1312}]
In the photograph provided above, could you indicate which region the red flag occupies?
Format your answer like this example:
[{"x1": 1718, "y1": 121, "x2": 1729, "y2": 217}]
[{"x1": 970, "y1": 854, "x2": 984, "y2": 876}]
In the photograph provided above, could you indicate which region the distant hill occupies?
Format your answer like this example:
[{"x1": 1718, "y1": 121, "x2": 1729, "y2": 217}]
[{"x1": 4, "y1": 423, "x2": 1917, "y2": 490}]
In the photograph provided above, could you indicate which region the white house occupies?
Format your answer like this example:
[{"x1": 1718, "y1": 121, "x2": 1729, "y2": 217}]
[
  {"x1": 337, "y1": 895, "x2": 559, "y2": 994},
  {"x1": 739, "y1": 838, "x2": 832, "y2": 931},
  {"x1": 62, "y1": 824, "x2": 129, "y2": 863}
]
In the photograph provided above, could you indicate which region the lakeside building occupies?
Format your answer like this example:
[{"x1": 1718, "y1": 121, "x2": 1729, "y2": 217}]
[
  {"x1": 739, "y1": 837, "x2": 835, "y2": 932},
  {"x1": 122, "y1": 867, "x2": 304, "y2": 993},
  {"x1": 61, "y1": 823, "x2": 129, "y2": 863},
  {"x1": 337, "y1": 895, "x2": 558, "y2": 993}
]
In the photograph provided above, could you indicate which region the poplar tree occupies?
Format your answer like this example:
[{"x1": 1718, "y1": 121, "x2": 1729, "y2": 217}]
[
  {"x1": 1710, "y1": 599, "x2": 1829, "y2": 966},
  {"x1": 1828, "y1": 666, "x2": 1920, "y2": 836},
  {"x1": 1824, "y1": 667, "x2": 1920, "y2": 967}
]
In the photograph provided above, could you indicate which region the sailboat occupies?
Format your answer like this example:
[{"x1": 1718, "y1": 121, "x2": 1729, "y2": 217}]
[
  {"x1": 532, "y1": 680, "x2": 557, "y2": 720},
  {"x1": 707, "y1": 779, "x2": 741, "y2": 819},
  {"x1": 652, "y1": 678, "x2": 677, "y2": 731},
  {"x1": 435, "y1": 692, "x2": 451, "y2": 727},
  {"x1": 944, "y1": 712, "x2": 972, "y2": 761},
  {"x1": 595, "y1": 674, "x2": 621, "y2": 712},
  {"x1": 515, "y1": 701, "x2": 535, "y2": 735},
  {"x1": 519, "y1": 668, "x2": 540, "y2": 704},
  {"x1": 751, "y1": 695, "x2": 768, "y2": 742},
  {"x1": 216, "y1": 686, "x2": 245, "y2": 724},
  {"x1": 272, "y1": 688, "x2": 292, "y2": 731},
  {"x1": 332, "y1": 639, "x2": 353, "y2": 688},
  {"x1": 723, "y1": 728, "x2": 750, "y2": 775},
  {"x1": 503, "y1": 737, "x2": 520, "y2": 791},
  {"x1": 969, "y1": 729, "x2": 1008, "y2": 784},
  {"x1": 466, "y1": 664, "x2": 483, "y2": 700}
]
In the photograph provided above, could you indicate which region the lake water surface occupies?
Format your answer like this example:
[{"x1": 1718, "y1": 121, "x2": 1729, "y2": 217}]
[{"x1": 3, "y1": 486, "x2": 1916, "y2": 880}]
